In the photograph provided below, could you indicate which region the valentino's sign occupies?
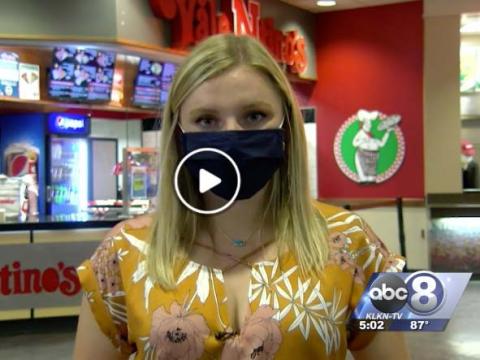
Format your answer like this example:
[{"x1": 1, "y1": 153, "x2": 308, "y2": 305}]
[
  {"x1": 0, "y1": 242, "x2": 98, "y2": 310},
  {"x1": 149, "y1": 0, "x2": 307, "y2": 74}
]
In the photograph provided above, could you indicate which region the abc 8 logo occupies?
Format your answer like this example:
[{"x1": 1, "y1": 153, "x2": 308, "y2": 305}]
[{"x1": 368, "y1": 271, "x2": 445, "y2": 314}]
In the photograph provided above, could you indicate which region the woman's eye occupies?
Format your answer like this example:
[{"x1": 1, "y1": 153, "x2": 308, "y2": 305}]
[
  {"x1": 195, "y1": 116, "x2": 218, "y2": 129},
  {"x1": 245, "y1": 111, "x2": 267, "y2": 124}
]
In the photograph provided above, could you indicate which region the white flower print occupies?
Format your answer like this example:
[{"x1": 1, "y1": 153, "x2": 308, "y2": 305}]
[
  {"x1": 196, "y1": 266, "x2": 210, "y2": 303},
  {"x1": 270, "y1": 270, "x2": 347, "y2": 355},
  {"x1": 384, "y1": 257, "x2": 406, "y2": 272},
  {"x1": 144, "y1": 277, "x2": 155, "y2": 310},
  {"x1": 104, "y1": 297, "x2": 128, "y2": 325},
  {"x1": 117, "y1": 248, "x2": 129, "y2": 261},
  {"x1": 112, "y1": 234, "x2": 123, "y2": 241},
  {"x1": 327, "y1": 214, "x2": 363, "y2": 230},
  {"x1": 122, "y1": 229, "x2": 149, "y2": 289},
  {"x1": 248, "y1": 259, "x2": 292, "y2": 309},
  {"x1": 326, "y1": 211, "x2": 350, "y2": 222},
  {"x1": 374, "y1": 252, "x2": 384, "y2": 272},
  {"x1": 121, "y1": 228, "x2": 155, "y2": 310},
  {"x1": 212, "y1": 268, "x2": 224, "y2": 283},
  {"x1": 341, "y1": 225, "x2": 364, "y2": 237},
  {"x1": 138, "y1": 336, "x2": 155, "y2": 360},
  {"x1": 121, "y1": 228, "x2": 149, "y2": 255},
  {"x1": 276, "y1": 279, "x2": 332, "y2": 339},
  {"x1": 274, "y1": 276, "x2": 308, "y2": 321},
  {"x1": 132, "y1": 260, "x2": 147, "y2": 283},
  {"x1": 321, "y1": 290, "x2": 348, "y2": 355},
  {"x1": 176, "y1": 261, "x2": 225, "y2": 307},
  {"x1": 353, "y1": 243, "x2": 378, "y2": 270}
]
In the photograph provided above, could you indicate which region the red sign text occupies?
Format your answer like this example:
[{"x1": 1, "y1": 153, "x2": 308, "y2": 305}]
[
  {"x1": 0, "y1": 261, "x2": 80, "y2": 297},
  {"x1": 149, "y1": 0, "x2": 307, "y2": 74}
]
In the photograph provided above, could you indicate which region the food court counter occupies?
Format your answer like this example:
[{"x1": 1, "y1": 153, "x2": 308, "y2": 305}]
[
  {"x1": 427, "y1": 192, "x2": 480, "y2": 275},
  {"x1": 0, "y1": 214, "x2": 129, "y2": 320}
]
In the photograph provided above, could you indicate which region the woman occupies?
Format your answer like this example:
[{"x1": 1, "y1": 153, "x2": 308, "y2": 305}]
[{"x1": 74, "y1": 34, "x2": 409, "y2": 359}]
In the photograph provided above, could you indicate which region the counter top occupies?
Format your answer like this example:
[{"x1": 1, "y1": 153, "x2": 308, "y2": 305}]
[
  {"x1": 318, "y1": 198, "x2": 425, "y2": 210},
  {"x1": 427, "y1": 192, "x2": 480, "y2": 217},
  {"x1": 427, "y1": 191, "x2": 480, "y2": 207},
  {"x1": 0, "y1": 213, "x2": 131, "y2": 231}
]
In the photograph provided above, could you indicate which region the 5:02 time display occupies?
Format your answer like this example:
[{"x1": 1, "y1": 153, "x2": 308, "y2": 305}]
[{"x1": 358, "y1": 320, "x2": 386, "y2": 331}]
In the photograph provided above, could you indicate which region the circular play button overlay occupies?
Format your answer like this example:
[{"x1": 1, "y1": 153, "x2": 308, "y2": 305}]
[{"x1": 174, "y1": 148, "x2": 241, "y2": 215}]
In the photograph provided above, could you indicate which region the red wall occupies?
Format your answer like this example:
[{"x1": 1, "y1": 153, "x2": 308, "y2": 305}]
[{"x1": 311, "y1": 0, "x2": 424, "y2": 199}]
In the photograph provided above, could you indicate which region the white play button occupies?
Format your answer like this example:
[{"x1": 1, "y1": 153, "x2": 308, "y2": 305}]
[
  {"x1": 174, "y1": 147, "x2": 241, "y2": 215},
  {"x1": 199, "y1": 169, "x2": 221, "y2": 194}
]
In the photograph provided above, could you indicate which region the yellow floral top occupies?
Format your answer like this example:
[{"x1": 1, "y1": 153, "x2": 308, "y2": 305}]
[{"x1": 77, "y1": 202, "x2": 405, "y2": 359}]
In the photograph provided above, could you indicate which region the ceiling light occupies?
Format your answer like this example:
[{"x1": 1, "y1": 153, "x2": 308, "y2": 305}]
[{"x1": 317, "y1": 0, "x2": 336, "y2": 6}]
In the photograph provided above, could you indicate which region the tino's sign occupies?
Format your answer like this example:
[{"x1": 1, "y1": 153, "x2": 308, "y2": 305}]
[{"x1": 334, "y1": 109, "x2": 405, "y2": 184}]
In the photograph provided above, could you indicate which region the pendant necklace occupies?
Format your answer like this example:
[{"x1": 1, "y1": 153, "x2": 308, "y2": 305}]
[
  {"x1": 215, "y1": 220, "x2": 264, "y2": 248},
  {"x1": 195, "y1": 236, "x2": 275, "y2": 272},
  {"x1": 198, "y1": 220, "x2": 277, "y2": 272}
]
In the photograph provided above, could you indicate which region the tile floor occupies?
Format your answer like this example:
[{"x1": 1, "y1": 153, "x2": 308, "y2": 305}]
[{"x1": 0, "y1": 282, "x2": 478, "y2": 360}]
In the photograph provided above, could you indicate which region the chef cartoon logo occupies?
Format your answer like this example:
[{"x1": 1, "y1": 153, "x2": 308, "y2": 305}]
[{"x1": 334, "y1": 109, "x2": 405, "y2": 184}]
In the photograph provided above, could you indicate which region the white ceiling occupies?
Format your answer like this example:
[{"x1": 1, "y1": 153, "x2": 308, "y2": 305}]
[{"x1": 279, "y1": 0, "x2": 416, "y2": 13}]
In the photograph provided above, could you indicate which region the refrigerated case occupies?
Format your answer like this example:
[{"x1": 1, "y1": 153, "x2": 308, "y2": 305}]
[
  {"x1": 122, "y1": 147, "x2": 159, "y2": 214},
  {"x1": 47, "y1": 136, "x2": 89, "y2": 215}
]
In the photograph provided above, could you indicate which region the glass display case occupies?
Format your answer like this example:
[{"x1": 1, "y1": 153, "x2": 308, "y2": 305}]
[{"x1": 122, "y1": 147, "x2": 159, "y2": 215}]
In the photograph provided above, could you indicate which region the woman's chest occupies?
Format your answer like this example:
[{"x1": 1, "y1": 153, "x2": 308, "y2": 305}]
[
  {"x1": 124, "y1": 259, "x2": 353, "y2": 359},
  {"x1": 221, "y1": 265, "x2": 253, "y2": 332}
]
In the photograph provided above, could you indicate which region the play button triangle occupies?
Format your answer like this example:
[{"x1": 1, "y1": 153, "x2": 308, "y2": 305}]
[{"x1": 199, "y1": 168, "x2": 222, "y2": 194}]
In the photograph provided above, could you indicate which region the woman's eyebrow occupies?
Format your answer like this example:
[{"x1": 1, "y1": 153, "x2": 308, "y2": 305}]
[
  {"x1": 189, "y1": 107, "x2": 219, "y2": 118},
  {"x1": 241, "y1": 101, "x2": 274, "y2": 111},
  {"x1": 188, "y1": 101, "x2": 274, "y2": 118}
]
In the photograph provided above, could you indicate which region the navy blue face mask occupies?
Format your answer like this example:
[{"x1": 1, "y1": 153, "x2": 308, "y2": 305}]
[{"x1": 180, "y1": 129, "x2": 285, "y2": 200}]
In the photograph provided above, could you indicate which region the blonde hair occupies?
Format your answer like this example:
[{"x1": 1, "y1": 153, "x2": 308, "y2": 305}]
[{"x1": 148, "y1": 34, "x2": 329, "y2": 289}]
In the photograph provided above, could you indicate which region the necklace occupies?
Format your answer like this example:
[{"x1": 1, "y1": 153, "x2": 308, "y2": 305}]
[
  {"x1": 215, "y1": 220, "x2": 264, "y2": 248},
  {"x1": 195, "y1": 238, "x2": 275, "y2": 272},
  {"x1": 201, "y1": 218, "x2": 271, "y2": 270}
]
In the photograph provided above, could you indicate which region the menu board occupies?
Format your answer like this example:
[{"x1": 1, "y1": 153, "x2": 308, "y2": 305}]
[
  {"x1": 133, "y1": 59, "x2": 177, "y2": 108},
  {"x1": 19, "y1": 63, "x2": 40, "y2": 100},
  {"x1": 48, "y1": 47, "x2": 115, "y2": 102},
  {"x1": 0, "y1": 52, "x2": 19, "y2": 98}
]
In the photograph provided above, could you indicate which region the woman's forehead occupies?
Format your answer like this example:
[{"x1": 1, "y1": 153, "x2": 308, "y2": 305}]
[{"x1": 180, "y1": 66, "x2": 283, "y2": 114}]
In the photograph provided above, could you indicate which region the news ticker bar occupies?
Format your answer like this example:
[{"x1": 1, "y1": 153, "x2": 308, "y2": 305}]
[{"x1": 351, "y1": 271, "x2": 471, "y2": 332}]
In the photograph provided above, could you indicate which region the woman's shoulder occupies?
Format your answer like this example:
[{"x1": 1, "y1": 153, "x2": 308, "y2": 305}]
[
  {"x1": 313, "y1": 200, "x2": 364, "y2": 230},
  {"x1": 91, "y1": 215, "x2": 153, "y2": 264},
  {"x1": 106, "y1": 214, "x2": 153, "y2": 243},
  {"x1": 77, "y1": 215, "x2": 154, "y2": 294},
  {"x1": 313, "y1": 200, "x2": 405, "y2": 273},
  {"x1": 314, "y1": 200, "x2": 385, "y2": 252}
]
